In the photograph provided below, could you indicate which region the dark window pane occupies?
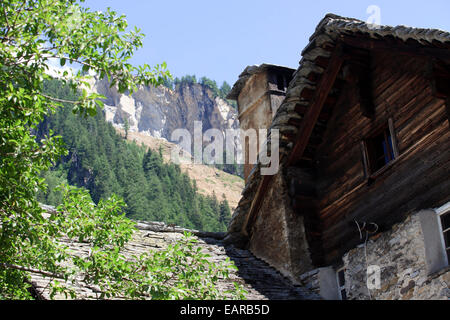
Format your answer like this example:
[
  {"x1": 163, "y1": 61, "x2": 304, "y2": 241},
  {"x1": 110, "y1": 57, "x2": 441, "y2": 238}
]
[
  {"x1": 441, "y1": 212, "x2": 450, "y2": 254},
  {"x1": 338, "y1": 270, "x2": 345, "y2": 286},
  {"x1": 366, "y1": 128, "x2": 395, "y2": 173},
  {"x1": 382, "y1": 140, "x2": 389, "y2": 164},
  {"x1": 382, "y1": 135, "x2": 394, "y2": 164},
  {"x1": 371, "y1": 133, "x2": 385, "y2": 171},
  {"x1": 441, "y1": 213, "x2": 450, "y2": 231},
  {"x1": 443, "y1": 231, "x2": 450, "y2": 248},
  {"x1": 341, "y1": 289, "x2": 347, "y2": 300},
  {"x1": 276, "y1": 74, "x2": 284, "y2": 91}
]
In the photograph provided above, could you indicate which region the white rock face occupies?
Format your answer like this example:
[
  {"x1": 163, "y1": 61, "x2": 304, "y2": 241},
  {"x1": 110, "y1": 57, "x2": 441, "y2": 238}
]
[{"x1": 88, "y1": 78, "x2": 240, "y2": 148}]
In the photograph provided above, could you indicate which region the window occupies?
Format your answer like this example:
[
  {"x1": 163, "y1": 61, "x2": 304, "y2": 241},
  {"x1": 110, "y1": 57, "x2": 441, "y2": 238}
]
[
  {"x1": 439, "y1": 209, "x2": 450, "y2": 264},
  {"x1": 365, "y1": 127, "x2": 395, "y2": 173},
  {"x1": 362, "y1": 120, "x2": 399, "y2": 177},
  {"x1": 419, "y1": 204, "x2": 450, "y2": 274},
  {"x1": 336, "y1": 267, "x2": 347, "y2": 300},
  {"x1": 276, "y1": 74, "x2": 285, "y2": 91}
]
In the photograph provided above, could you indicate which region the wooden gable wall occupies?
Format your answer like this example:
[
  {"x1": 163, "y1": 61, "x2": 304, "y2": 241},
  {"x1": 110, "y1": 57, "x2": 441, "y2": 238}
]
[{"x1": 314, "y1": 51, "x2": 450, "y2": 265}]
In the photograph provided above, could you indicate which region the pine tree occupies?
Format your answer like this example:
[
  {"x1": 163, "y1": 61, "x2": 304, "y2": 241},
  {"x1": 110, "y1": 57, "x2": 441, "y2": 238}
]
[{"x1": 219, "y1": 196, "x2": 232, "y2": 228}]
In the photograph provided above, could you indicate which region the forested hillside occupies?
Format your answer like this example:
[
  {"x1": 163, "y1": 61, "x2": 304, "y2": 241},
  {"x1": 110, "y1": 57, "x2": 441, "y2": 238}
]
[{"x1": 36, "y1": 79, "x2": 231, "y2": 232}]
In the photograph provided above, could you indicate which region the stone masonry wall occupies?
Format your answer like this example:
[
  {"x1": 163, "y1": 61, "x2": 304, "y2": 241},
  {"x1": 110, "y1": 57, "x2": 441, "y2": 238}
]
[
  {"x1": 249, "y1": 170, "x2": 314, "y2": 283},
  {"x1": 342, "y1": 212, "x2": 450, "y2": 300}
]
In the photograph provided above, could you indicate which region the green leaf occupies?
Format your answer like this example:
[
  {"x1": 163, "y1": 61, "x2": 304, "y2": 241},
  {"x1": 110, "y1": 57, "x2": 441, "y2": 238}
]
[{"x1": 0, "y1": 0, "x2": 247, "y2": 301}]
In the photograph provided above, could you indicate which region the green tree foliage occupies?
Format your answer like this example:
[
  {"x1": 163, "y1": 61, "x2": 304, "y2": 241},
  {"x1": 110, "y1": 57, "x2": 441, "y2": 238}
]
[
  {"x1": 200, "y1": 77, "x2": 220, "y2": 97},
  {"x1": 161, "y1": 77, "x2": 174, "y2": 90},
  {"x1": 123, "y1": 118, "x2": 129, "y2": 140},
  {"x1": 200, "y1": 77, "x2": 237, "y2": 109},
  {"x1": 172, "y1": 74, "x2": 197, "y2": 88},
  {"x1": 214, "y1": 149, "x2": 244, "y2": 178},
  {"x1": 219, "y1": 195, "x2": 232, "y2": 227},
  {"x1": 36, "y1": 168, "x2": 68, "y2": 206},
  {"x1": 219, "y1": 81, "x2": 232, "y2": 99},
  {"x1": 51, "y1": 186, "x2": 247, "y2": 299},
  {"x1": 0, "y1": 0, "x2": 242, "y2": 299}
]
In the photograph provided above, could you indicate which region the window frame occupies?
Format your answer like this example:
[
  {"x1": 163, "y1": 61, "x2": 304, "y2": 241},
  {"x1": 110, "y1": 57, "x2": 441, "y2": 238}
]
[
  {"x1": 419, "y1": 206, "x2": 449, "y2": 275},
  {"x1": 361, "y1": 118, "x2": 399, "y2": 180},
  {"x1": 437, "y1": 204, "x2": 450, "y2": 266},
  {"x1": 336, "y1": 266, "x2": 347, "y2": 300}
]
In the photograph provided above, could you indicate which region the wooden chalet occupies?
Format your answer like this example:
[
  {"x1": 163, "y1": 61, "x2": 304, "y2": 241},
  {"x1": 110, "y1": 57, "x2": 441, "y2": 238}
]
[{"x1": 226, "y1": 14, "x2": 450, "y2": 299}]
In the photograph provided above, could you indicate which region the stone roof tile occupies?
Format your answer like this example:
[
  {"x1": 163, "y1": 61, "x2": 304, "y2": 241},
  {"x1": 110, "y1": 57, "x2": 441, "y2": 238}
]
[{"x1": 28, "y1": 212, "x2": 320, "y2": 300}]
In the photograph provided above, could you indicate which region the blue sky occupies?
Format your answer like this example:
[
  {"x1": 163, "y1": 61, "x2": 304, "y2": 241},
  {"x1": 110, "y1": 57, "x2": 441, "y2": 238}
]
[{"x1": 82, "y1": 0, "x2": 450, "y2": 86}]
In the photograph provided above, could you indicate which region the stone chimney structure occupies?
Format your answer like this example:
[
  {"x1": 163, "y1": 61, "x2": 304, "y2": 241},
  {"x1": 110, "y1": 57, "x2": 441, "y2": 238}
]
[{"x1": 227, "y1": 64, "x2": 294, "y2": 182}]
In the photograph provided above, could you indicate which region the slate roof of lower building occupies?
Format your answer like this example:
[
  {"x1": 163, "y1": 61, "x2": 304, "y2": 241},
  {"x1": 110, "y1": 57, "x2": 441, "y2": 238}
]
[{"x1": 28, "y1": 206, "x2": 319, "y2": 300}]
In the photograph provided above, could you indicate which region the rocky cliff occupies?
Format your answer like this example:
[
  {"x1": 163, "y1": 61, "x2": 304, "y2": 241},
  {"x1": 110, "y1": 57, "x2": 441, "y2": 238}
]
[
  {"x1": 86, "y1": 78, "x2": 244, "y2": 209},
  {"x1": 90, "y1": 78, "x2": 239, "y2": 143}
]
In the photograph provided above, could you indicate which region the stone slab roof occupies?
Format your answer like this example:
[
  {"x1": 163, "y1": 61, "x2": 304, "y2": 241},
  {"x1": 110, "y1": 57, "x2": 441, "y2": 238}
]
[
  {"x1": 28, "y1": 206, "x2": 319, "y2": 300},
  {"x1": 226, "y1": 13, "x2": 450, "y2": 239},
  {"x1": 227, "y1": 63, "x2": 296, "y2": 100}
]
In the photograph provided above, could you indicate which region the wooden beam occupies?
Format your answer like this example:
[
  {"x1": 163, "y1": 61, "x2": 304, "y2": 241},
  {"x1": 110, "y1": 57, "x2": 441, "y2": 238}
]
[
  {"x1": 241, "y1": 174, "x2": 273, "y2": 236},
  {"x1": 341, "y1": 35, "x2": 450, "y2": 62},
  {"x1": 388, "y1": 117, "x2": 400, "y2": 158},
  {"x1": 360, "y1": 141, "x2": 369, "y2": 179},
  {"x1": 286, "y1": 44, "x2": 345, "y2": 166},
  {"x1": 446, "y1": 97, "x2": 450, "y2": 127}
]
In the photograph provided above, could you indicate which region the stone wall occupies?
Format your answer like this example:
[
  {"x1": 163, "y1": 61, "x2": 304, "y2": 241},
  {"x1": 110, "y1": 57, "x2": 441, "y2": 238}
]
[
  {"x1": 299, "y1": 269, "x2": 321, "y2": 295},
  {"x1": 342, "y1": 212, "x2": 449, "y2": 300},
  {"x1": 237, "y1": 71, "x2": 273, "y2": 182},
  {"x1": 248, "y1": 170, "x2": 314, "y2": 283},
  {"x1": 299, "y1": 267, "x2": 342, "y2": 300},
  {"x1": 297, "y1": 210, "x2": 450, "y2": 300}
]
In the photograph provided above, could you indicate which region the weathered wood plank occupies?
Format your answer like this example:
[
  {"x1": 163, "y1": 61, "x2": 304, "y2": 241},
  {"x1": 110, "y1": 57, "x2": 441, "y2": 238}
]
[
  {"x1": 289, "y1": 43, "x2": 450, "y2": 265},
  {"x1": 446, "y1": 97, "x2": 450, "y2": 126},
  {"x1": 397, "y1": 102, "x2": 446, "y2": 151},
  {"x1": 388, "y1": 118, "x2": 400, "y2": 158},
  {"x1": 320, "y1": 123, "x2": 449, "y2": 228},
  {"x1": 322, "y1": 156, "x2": 450, "y2": 264},
  {"x1": 319, "y1": 99, "x2": 448, "y2": 217}
]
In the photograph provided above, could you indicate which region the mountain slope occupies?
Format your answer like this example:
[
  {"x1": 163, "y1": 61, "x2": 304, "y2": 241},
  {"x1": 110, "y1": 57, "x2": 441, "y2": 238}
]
[
  {"x1": 37, "y1": 79, "x2": 233, "y2": 232},
  {"x1": 88, "y1": 76, "x2": 245, "y2": 209},
  {"x1": 116, "y1": 128, "x2": 244, "y2": 210},
  {"x1": 89, "y1": 77, "x2": 239, "y2": 142}
]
